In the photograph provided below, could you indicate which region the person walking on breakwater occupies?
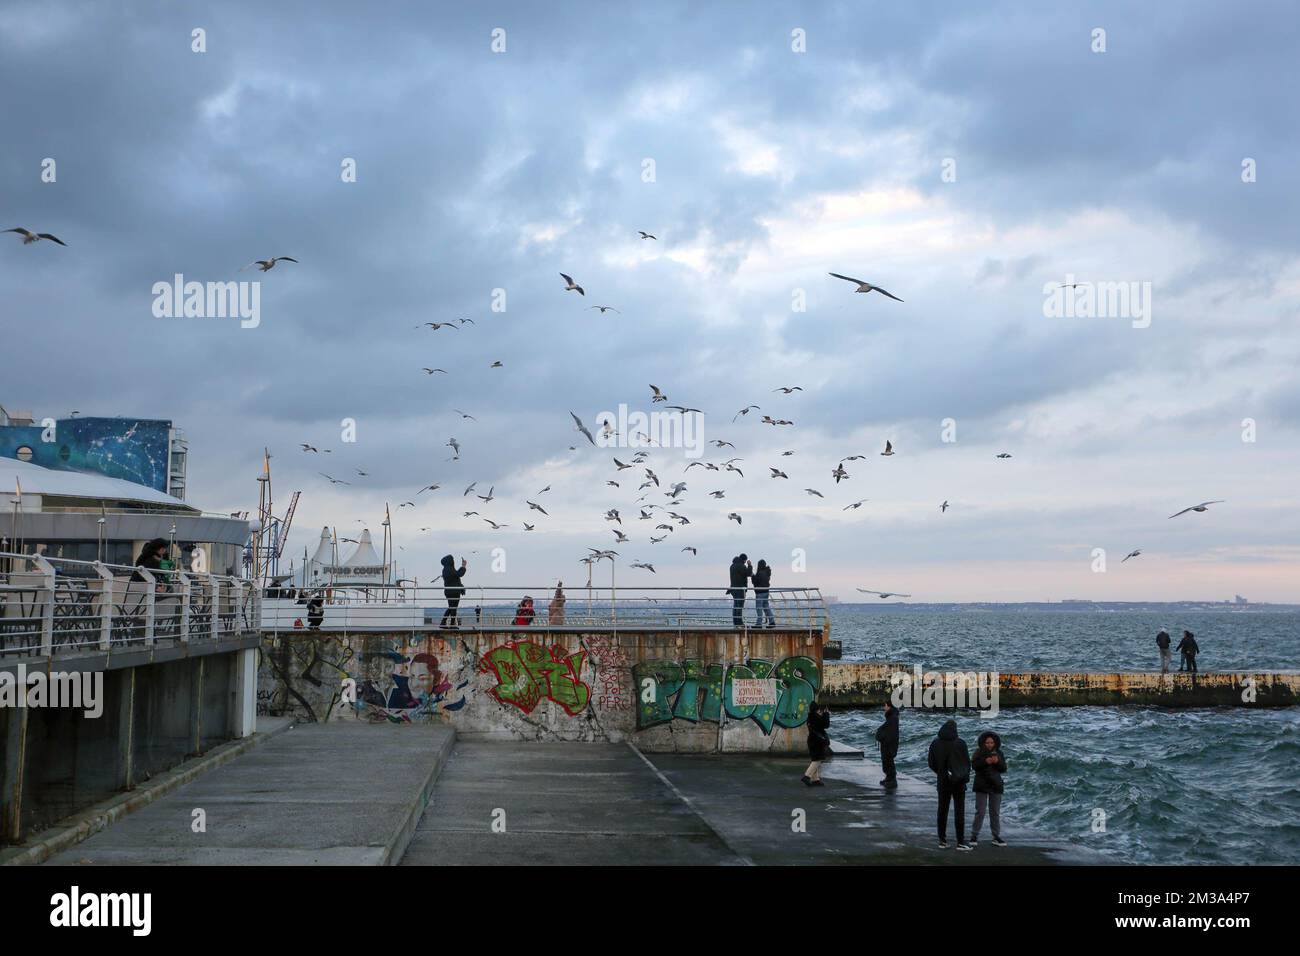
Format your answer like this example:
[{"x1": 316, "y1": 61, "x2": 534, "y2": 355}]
[
  {"x1": 548, "y1": 581, "x2": 566, "y2": 625},
  {"x1": 875, "y1": 701, "x2": 900, "y2": 788},
  {"x1": 970, "y1": 731, "x2": 1008, "y2": 847},
  {"x1": 1156, "y1": 628, "x2": 1172, "y2": 674},
  {"x1": 752, "y1": 559, "x2": 775, "y2": 627},
  {"x1": 802, "y1": 703, "x2": 832, "y2": 786},
  {"x1": 728, "y1": 554, "x2": 752, "y2": 627},
  {"x1": 439, "y1": 554, "x2": 468, "y2": 629},
  {"x1": 1176, "y1": 629, "x2": 1200, "y2": 673},
  {"x1": 927, "y1": 719, "x2": 972, "y2": 850}
]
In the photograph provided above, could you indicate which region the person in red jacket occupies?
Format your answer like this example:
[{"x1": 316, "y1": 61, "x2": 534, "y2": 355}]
[{"x1": 513, "y1": 595, "x2": 535, "y2": 626}]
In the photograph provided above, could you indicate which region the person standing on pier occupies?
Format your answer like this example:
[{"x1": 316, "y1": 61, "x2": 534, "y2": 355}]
[
  {"x1": 728, "y1": 554, "x2": 752, "y2": 627},
  {"x1": 1156, "y1": 629, "x2": 1172, "y2": 674},
  {"x1": 1176, "y1": 629, "x2": 1200, "y2": 673},
  {"x1": 548, "y1": 581, "x2": 566, "y2": 625},
  {"x1": 802, "y1": 703, "x2": 832, "y2": 786},
  {"x1": 927, "y1": 719, "x2": 972, "y2": 850},
  {"x1": 875, "y1": 701, "x2": 900, "y2": 788},
  {"x1": 752, "y1": 559, "x2": 775, "y2": 627},
  {"x1": 970, "y1": 731, "x2": 1008, "y2": 847},
  {"x1": 439, "y1": 554, "x2": 468, "y2": 629}
]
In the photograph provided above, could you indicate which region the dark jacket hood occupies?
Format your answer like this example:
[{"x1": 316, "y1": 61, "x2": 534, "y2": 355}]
[
  {"x1": 440, "y1": 554, "x2": 456, "y2": 570},
  {"x1": 977, "y1": 731, "x2": 1001, "y2": 751},
  {"x1": 938, "y1": 719, "x2": 958, "y2": 741}
]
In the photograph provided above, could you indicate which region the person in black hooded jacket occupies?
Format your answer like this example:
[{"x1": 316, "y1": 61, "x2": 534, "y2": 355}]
[
  {"x1": 971, "y1": 730, "x2": 1008, "y2": 846},
  {"x1": 927, "y1": 718, "x2": 972, "y2": 850},
  {"x1": 802, "y1": 703, "x2": 832, "y2": 786},
  {"x1": 874, "y1": 701, "x2": 900, "y2": 788},
  {"x1": 1176, "y1": 630, "x2": 1199, "y2": 673},
  {"x1": 439, "y1": 554, "x2": 468, "y2": 628},
  {"x1": 727, "y1": 554, "x2": 752, "y2": 627}
]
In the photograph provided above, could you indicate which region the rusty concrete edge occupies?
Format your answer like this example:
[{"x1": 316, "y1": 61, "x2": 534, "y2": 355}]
[
  {"x1": 0, "y1": 719, "x2": 297, "y2": 867},
  {"x1": 379, "y1": 727, "x2": 457, "y2": 866}
]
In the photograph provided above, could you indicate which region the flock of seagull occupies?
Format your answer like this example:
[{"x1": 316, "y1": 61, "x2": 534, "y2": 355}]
[{"x1": 7, "y1": 222, "x2": 1224, "y2": 596}]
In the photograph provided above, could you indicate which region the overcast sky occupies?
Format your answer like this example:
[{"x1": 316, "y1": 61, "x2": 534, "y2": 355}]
[{"x1": 3, "y1": 1, "x2": 1298, "y2": 601}]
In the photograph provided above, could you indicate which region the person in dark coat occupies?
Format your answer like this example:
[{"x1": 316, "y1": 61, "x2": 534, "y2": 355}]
[
  {"x1": 752, "y1": 559, "x2": 775, "y2": 627},
  {"x1": 131, "y1": 538, "x2": 168, "y2": 584},
  {"x1": 1176, "y1": 629, "x2": 1199, "y2": 673},
  {"x1": 874, "y1": 701, "x2": 900, "y2": 788},
  {"x1": 439, "y1": 554, "x2": 468, "y2": 628},
  {"x1": 306, "y1": 592, "x2": 325, "y2": 630},
  {"x1": 927, "y1": 719, "x2": 972, "y2": 850},
  {"x1": 802, "y1": 703, "x2": 832, "y2": 786},
  {"x1": 970, "y1": 730, "x2": 1008, "y2": 846},
  {"x1": 1156, "y1": 628, "x2": 1172, "y2": 674},
  {"x1": 727, "y1": 554, "x2": 752, "y2": 627}
]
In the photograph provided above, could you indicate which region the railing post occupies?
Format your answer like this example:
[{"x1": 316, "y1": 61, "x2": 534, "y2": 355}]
[
  {"x1": 92, "y1": 561, "x2": 113, "y2": 651},
  {"x1": 31, "y1": 555, "x2": 55, "y2": 656},
  {"x1": 210, "y1": 576, "x2": 221, "y2": 641},
  {"x1": 229, "y1": 579, "x2": 245, "y2": 633},
  {"x1": 137, "y1": 568, "x2": 157, "y2": 645},
  {"x1": 178, "y1": 572, "x2": 192, "y2": 643}
]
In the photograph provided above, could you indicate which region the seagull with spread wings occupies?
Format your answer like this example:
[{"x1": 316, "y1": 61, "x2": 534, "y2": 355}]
[
  {"x1": 1168, "y1": 501, "x2": 1225, "y2": 519},
  {"x1": 828, "y1": 272, "x2": 903, "y2": 301},
  {"x1": 240, "y1": 256, "x2": 298, "y2": 272},
  {"x1": 5, "y1": 227, "x2": 66, "y2": 246}
]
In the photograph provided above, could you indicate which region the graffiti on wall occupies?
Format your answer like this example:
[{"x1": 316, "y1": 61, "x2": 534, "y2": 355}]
[
  {"x1": 352, "y1": 643, "x2": 468, "y2": 723},
  {"x1": 479, "y1": 641, "x2": 591, "y2": 716},
  {"x1": 585, "y1": 635, "x2": 632, "y2": 711},
  {"x1": 632, "y1": 656, "x2": 820, "y2": 734}
]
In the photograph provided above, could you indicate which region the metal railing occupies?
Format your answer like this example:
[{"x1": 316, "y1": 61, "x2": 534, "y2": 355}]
[
  {"x1": 0, "y1": 551, "x2": 258, "y2": 659},
  {"x1": 260, "y1": 584, "x2": 829, "y2": 633}
]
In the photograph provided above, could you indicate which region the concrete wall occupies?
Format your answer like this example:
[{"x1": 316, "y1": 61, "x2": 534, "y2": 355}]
[
  {"x1": 1, "y1": 649, "x2": 249, "y2": 845},
  {"x1": 820, "y1": 662, "x2": 1300, "y2": 708},
  {"x1": 257, "y1": 628, "x2": 825, "y2": 753}
]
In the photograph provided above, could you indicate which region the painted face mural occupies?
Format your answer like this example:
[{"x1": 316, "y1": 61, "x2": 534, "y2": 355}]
[
  {"x1": 354, "y1": 644, "x2": 467, "y2": 722},
  {"x1": 632, "y1": 656, "x2": 820, "y2": 734}
]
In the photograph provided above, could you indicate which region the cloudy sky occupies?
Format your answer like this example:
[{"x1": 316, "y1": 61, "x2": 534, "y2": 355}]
[{"x1": 3, "y1": 1, "x2": 1298, "y2": 601}]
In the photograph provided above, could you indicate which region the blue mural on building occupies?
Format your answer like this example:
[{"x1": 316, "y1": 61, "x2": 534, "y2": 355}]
[{"x1": 0, "y1": 417, "x2": 174, "y2": 493}]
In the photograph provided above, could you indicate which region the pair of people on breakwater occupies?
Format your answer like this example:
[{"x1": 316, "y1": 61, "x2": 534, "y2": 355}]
[
  {"x1": 801, "y1": 706, "x2": 1009, "y2": 851},
  {"x1": 727, "y1": 554, "x2": 775, "y2": 628},
  {"x1": 1156, "y1": 628, "x2": 1200, "y2": 673}
]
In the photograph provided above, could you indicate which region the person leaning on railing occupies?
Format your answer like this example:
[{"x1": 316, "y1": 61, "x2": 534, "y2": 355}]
[{"x1": 131, "y1": 538, "x2": 170, "y2": 594}]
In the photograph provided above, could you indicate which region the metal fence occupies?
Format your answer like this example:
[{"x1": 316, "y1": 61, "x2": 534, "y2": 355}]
[
  {"x1": 260, "y1": 584, "x2": 830, "y2": 634},
  {"x1": 0, "y1": 551, "x2": 258, "y2": 659}
]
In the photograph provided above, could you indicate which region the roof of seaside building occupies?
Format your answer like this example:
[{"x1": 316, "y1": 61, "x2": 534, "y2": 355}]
[
  {"x1": 342, "y1": 528, "x2": 382, "y2": 567},
  {"x1": 2, "y1": 457, "x2": 197, "y2": 512}
]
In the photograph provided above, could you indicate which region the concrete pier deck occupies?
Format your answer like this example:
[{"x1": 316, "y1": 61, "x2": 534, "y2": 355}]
[
  {"x1": 41, "y1": 723, "x2": 453, "y2": 865},
  {"x1": 404, "y1": 736, "x2": 1099, "y2": 865}
]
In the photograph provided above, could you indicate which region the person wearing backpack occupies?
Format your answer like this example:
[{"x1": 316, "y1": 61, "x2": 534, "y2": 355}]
[
  {"x1": 970, "y1": 731, "x2": 1008, "y2": 847},
  {"x1": 927, "y1": 718, "x2": 972, "y2": 850}
]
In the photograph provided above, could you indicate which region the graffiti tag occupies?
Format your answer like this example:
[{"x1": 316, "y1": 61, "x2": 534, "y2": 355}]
[
  {"x1": 632, "y1": 656, "x2": 820, "y2": 734},
  {"x1": 480, "y1": 641, "x2": 591, "y2": 716}
]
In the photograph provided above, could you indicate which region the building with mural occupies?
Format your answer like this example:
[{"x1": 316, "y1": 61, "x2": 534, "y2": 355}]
[{"x1": 0, "y1": 404, "x2": 188, "y2": 500}]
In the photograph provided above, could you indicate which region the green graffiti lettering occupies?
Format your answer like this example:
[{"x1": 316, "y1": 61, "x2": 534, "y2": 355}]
[{"x1": 632, "y1": 661, "x2": 684, "y2": 728}]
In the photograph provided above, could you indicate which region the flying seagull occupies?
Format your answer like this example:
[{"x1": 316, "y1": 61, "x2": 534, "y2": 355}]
[
  {"x1": 828, "y1": 272, "x2": 903, "y2": 301},
  {"x1": 727, "y1": 513, "x2": 742, "y2": 524},
  {"x1": 843, "y1": 500, "x2": 868, "y2": 511},
  {"x1": 649, "y1": 385, "x2": 667, "y2": 403},
  {"x1": 805, "y1": 489, "x2": 824, "y2": 498},
  {"x1": 569, "y1": 411, "x2": 596, "y2": 445},
  {"x1": 240, "y1": 256, "x2": 298, "y2": 272},
  {"x1": 638, "y1": 231, "x2": 657, "y2": 240},
  {"x1": 422, "y1": 368, "x2": 447, "y2": 375},
  {"x1": 773, "y1": 386, "x2": 803, "y2": 394},
  {"x1": 857, "y1": 588, "x2": 912, "y2": 599},
  {"x1": 996, "y1": 453, "x2": 1013, "y2": 459},
  {"x1": 5, "y1": 227, "x2": 66, "y2": 246},
  {"x1": 941, "y1": 500, "x2": 949, "y2": 512},
  {"x1": 1122, "y1": 549, "x2": 1142, "y2": 562},
  {"x1": 589, "y1": 305, "x2": 620, "y2": 314},
  {"x1": 881, "y1": 440, "x2": 895, "y2": 457},
  {"x1": 319, "y1": 473, "x2": 350, "y2": 485},
  {"x1": 560, "y1": 272, "x2": 585, "y2": 295},
  {"x1": 1168, "y1": 501, "x2": 1225, "y2": 519},
  {"x1": 733, "y1": 406, "x2": 760, "y2": 421}
]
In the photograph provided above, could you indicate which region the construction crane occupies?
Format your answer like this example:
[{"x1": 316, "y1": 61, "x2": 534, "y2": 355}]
[{"x1": 273, "y1": 490, "x2": 300, "y2": 562}]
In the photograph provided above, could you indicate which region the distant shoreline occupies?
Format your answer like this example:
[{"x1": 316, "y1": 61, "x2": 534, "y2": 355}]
[{"x1": 833, "y1": 602, "x2": 1300, "y2": 613}]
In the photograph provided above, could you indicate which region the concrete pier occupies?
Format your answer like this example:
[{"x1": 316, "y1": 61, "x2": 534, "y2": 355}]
[{"x1": 821, "y1": 662, "x2": 1300, "y2": 707}]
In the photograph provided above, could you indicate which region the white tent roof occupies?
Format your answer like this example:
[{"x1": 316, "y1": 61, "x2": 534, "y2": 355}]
[
  {"x1": 342, "y1": 528, "x2": 382, "y2": 567},
  {"x1": 309, "y1": 526, "x2": 333, "y2": 565}
]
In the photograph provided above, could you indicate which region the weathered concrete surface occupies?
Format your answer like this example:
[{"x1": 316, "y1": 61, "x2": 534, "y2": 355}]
[
  {"x1": 402, "y1": 739, "x2": 1098, "y2": 866},
  {"x1": 401, "y1": 739, "x2": 744, "y2": 865},
  {"x1": 822, "y1": 662, "x2": 1300, "y2": 707},
  {"x1": 646, "y1": 752, "x2": 1100, "y2": 865},
  {"x1": 41, "y1": 723, "x2": 453, "y2": 866},
  {"x1": 1, "y1": 717, "x2": 293, "y2": 866},
  {"x1": 259, "y1": 628, "x2": 826, "y2": 753}
]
